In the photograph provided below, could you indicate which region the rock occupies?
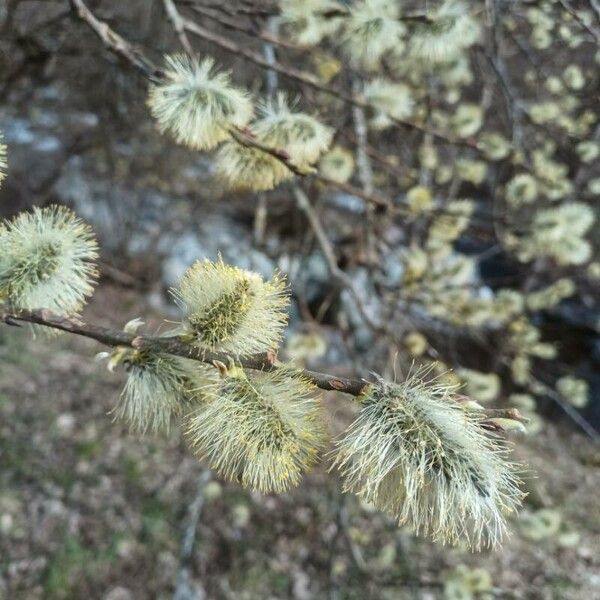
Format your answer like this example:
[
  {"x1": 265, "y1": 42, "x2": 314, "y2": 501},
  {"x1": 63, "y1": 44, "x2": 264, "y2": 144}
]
[
  {"x1": 293, "y1": 251, "x2": 331, "y2": 303},
  {"x1": 104, "y1": 587, "x2": 133, "y2": 600},
  {"x1": 159, "y1": 214, "x2": 276, "y2": 289},
  {"x1": 325, "y1": 192, "x2": 367, "y2": 214}
]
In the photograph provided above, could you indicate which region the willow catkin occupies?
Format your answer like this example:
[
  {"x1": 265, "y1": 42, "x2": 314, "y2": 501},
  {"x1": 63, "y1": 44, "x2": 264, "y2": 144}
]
[
  {"x1": 172, "y1": 258, "x2": 289, "y2": 355},
  {"x1": 186, "y1": 366, "x2": 327, "y2": 493},
  {"x1": 409, "y1": 0, "x2": 480, "y2": 64},
  {"x1": 253, "y1": 93, "x2": 333, "y2": 167},
  {"x1": 279, "y1": 0, "x2": 343, "y2": 46},
  {"x1": 0, "y1": 205, "x2": 98, "y2": 316},
  {"x1": 331, "y1": 370, "x2": 524, "y2": 550},
  {"x1": 147, "y1": 54, "x2": 253, "y2": 150},
  {"x1": 340, "y1": 0, "x2": 405, "y2": 71},
  {"x1": 113, "y1": 350, "x2": 215, "y2": 434},
  {"x1": 215, "y1": 142, "x2": 293, "y2": 192}
]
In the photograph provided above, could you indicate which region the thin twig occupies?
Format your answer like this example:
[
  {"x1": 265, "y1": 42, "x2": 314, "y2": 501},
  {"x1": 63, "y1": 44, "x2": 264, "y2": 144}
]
[
  {"x1": 531, "y1": 378, "x2": 599, "y2": 444},
  {"x1": 179, "y1": 0, "x2": 275, "y2": 18},
  {"x1": 351, "y1": 81, "x2": 374, "y2": 197},
  {"x1": 484, "y1": 0, "x2": 526, "y2": 149},
  {"x1": 68, "y1": 0, "x2": 163, "y2": 82},
  {"x1": 187, "y1": 3, "x2": 307, "y2": 51},
  {"x1": 293, "y1": 187, "x2": 383, "y2": 333},
  {"x1": 163, "y1": 0, "x2": 194, "y2": 54}
]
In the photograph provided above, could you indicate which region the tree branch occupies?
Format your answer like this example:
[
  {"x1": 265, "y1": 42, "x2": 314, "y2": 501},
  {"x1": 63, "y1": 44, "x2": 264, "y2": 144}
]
[
  {"x1": 163, "y1": 0, "x2": 194, "y2": 54},
  {"x1": 69, "y1": 0, "x2": 473, "y2": 149},
  {"x1": 1, "y1": 308, "x2": 527, "y2": 423},
  {"x1": 68, "y1": 0, "x2": 163, "y2": 82},
  {"x1": 293, "y1": 186, "x2": 384, "y2": 333},
  {"x1": 2, "y1": 308, "x2": 369, "y2": 396}
]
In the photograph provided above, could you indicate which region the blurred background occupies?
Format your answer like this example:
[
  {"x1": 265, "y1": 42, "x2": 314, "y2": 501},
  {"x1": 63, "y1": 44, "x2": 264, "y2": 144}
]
[{"x1": 0, "y1": 1, "x2": 599, "y2": 599}]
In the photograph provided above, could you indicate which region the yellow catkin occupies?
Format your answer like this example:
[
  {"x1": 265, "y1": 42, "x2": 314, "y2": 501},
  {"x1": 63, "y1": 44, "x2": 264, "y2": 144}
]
[
  {"x1": 172, "y1": 258, "x2": 289, "y2": 355},
  {"x1": 113, "y1": 350, "x2": 215, "y2": 434},
  {"x1": 186, "y1": 366, "x2": 327, "y2": 493},
  {"x1": 147, "y1": 55, "x2": 253, "y2": 150},
  {"x1": 0, "y1": 205, "x2": 98, "y2": 315},
  {"x1": 331, "y1": 369, "x2": 524, "y2": 550}
]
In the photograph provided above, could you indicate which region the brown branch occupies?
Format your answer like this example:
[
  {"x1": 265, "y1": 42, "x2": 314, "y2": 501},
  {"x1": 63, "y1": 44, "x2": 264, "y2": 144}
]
[
  {"x1": 163, "y1": 0, "x2": 194, "y2": 54},
  {"x1": 187, "y1": 3, "x2": 309, "y2": 51},
  {"x1": 1, "y1": 308, "x2": 528, "y2": 425},
  {"x1": 2, "y1": 308, "x2": 369, "y2": 396},
  {"x1": 68, "y1": 0, "x2": 163, "y2": 82},
  {"x1": 179, "y1": 0, "x2": 276, "y2": 18}
]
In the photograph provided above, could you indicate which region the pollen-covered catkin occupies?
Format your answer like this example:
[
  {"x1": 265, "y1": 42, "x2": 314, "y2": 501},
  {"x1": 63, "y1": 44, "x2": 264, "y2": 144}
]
[
  {"x1": 215, "y1": 94, "x2": 332, "y2": 192},
  {"x1": 215, "y1": 142, "x2": 293, "y2": 192},
  {"x1": 113, "y1": 350, "x2": 214, "y2": 434},
  {"x1": 409, "y1": 0, "x2": 480, "y2": 64},
  {"x1": 340, "y1": 0, "x2": 405, "y2": 71},
  {"x1": 362, "y1": 79, "x2": 414, "y2": 129},
  {"x1": 147, "y1": 55, "x2": 253, "y2": 150},
  {"x1": 253, "y1": 93, "x2": 333, "y2": 167},
  {"x1": 331, "y1": 371, "x2": 524, "y2": 550},
  {"x1": 173, "y1": 258, "x2": 289, "y2": 355},
  {"x1": 0, "y1": 205, "x2": 98, "y2": 315},
  {"x1": 515, "y1": 202, "x2": 595, "y2": 265},
  {"x1": 186, "y1": 366, "x2": 326, "y2": 493},
  {"x1": 318, "y1": 145, "x2": 355, "y2": 184},
  {"x1": 279, "y1": 0, "x2": 343, "y2": 46}
]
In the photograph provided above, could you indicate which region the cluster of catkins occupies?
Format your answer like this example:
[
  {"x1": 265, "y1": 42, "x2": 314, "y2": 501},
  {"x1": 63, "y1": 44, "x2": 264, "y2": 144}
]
[
  {"x1": 280, "y1": 0, "x2": 480, "y2": 69},
  {"x1": 147, "y1": 56, "x2": 332, "y2": 192},
  {"x1": 281, "y1": 2, "x2": 597, "y2": 422},
  {"x1": 0, "y1": 192, "x2": 523, "y2": 550},
  {"x1": 145, "y1": 1, "x2": 482, "y2": 195},
  {"x1": 5, "y1": 0, "x2": 598, "y2": 550}
]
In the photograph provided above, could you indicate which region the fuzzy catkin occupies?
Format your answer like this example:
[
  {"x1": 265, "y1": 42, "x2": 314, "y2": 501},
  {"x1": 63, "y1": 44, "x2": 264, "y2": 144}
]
[
  {"x1": 113, "y1": 351, "x2": 215, "y2": 434},
  {"x1": 279, "y1": 0, "x2": 343, "y2": 46},
  {"x1": 253, "y1": 93, "x2": 333, "y2": 167},
  {"x1": 215, "y1": 142, "x2": 293, "y2": 192},
  {"x1": 0, "y1": 205, "x2": 98, "y2": 316},
  {"x1": 409, "y1": 0, "x2": 480, "y2": 64},
  {"x1": 186, "y1": 366, "x2": 327, "y2": 493},
  {"x1": 147, "y1": 55, "x2": 253, "y2": 150},
  {"x1": 332, "y1": 371, "x2": 524, "y2": 550},
  {"x1": 173, "y1": 258, "x2": 289, "y2": 355},
  {"x1": 340, "y1": 0, "x2": 405, "y2": 71}
]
